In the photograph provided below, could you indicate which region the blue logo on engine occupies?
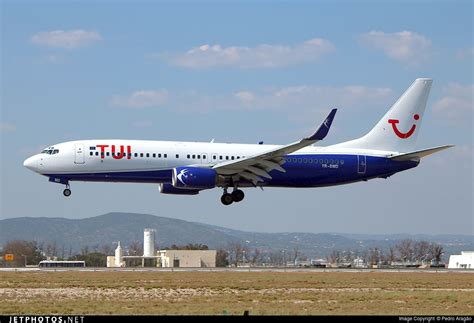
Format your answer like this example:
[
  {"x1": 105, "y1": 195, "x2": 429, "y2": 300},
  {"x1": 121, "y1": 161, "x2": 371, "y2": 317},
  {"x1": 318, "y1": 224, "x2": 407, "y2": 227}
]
[{"x1": 177, "y1": 169, "x2": 189, "y2": 185}]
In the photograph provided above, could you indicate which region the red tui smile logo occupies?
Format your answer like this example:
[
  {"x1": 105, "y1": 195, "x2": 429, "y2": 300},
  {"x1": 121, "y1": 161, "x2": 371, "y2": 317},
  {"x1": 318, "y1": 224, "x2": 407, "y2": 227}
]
[{"x1": 388, "y1": 114, "x2": 420, "y2": 139}]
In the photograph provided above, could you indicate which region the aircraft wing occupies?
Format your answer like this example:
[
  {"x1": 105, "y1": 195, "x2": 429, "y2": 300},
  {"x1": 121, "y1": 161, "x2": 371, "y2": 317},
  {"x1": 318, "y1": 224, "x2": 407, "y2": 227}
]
[{"x1": 212, "y1": 109, "x2": 337, "y2": 185}]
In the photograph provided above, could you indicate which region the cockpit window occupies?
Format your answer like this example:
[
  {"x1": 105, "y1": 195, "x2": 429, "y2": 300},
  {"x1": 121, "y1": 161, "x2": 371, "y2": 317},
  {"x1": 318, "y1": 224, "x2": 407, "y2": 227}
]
[{"x1": 41, "y1": 149, "x2": 59, "y2": 155}]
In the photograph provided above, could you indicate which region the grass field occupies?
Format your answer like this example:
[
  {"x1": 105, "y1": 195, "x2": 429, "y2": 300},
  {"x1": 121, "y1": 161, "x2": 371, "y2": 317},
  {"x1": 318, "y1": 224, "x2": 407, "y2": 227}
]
[{"x1": 1, "y1": 271, "x2": 473, "y2": 315}]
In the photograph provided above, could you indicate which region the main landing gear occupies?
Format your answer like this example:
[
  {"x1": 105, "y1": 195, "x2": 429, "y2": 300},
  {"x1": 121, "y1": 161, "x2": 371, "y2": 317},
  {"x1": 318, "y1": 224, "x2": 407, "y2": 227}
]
[
  {"x1": 63, "y1": 184, "x2": 72, "y2": 197},
  {"x1": 221, "y1": 188, "x2": 245, "y2": 206}
]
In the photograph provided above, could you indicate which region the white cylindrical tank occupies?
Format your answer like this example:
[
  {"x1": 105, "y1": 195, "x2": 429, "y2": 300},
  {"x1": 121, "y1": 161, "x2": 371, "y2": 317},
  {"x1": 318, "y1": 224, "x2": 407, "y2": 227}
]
[
  {"x1": 143, "y1": 229, "x2": 155, "y2": 257},
  {"x1": 115, "y1": 241, "x2": 123, "y2": 267}
]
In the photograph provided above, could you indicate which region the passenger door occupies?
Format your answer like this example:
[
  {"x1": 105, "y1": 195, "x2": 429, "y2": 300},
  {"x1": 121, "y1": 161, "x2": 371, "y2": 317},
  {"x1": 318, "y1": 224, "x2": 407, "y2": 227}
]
[
  {"x1": 74, "y1": 143, "x2": 85, "y2": 164},
  {"x1": 357, "y1": 155, "x2": 366, "y2": 174}
]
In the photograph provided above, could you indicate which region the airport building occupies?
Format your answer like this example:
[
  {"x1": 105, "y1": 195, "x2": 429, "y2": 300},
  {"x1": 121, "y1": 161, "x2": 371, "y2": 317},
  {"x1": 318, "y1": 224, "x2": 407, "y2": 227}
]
[
  {"x1": 106, "y1": 228, "x2": 216, "y2": 268},
  {"x1": 448, "y1": 251, "x2": 474, "y2": 269}
]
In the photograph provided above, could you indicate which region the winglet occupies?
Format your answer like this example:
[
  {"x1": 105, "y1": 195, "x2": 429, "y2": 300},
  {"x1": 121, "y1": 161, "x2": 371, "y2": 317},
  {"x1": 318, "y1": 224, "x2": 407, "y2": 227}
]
[{"x1": 306, "y1": 108, "x2": 337, "y2": 141}]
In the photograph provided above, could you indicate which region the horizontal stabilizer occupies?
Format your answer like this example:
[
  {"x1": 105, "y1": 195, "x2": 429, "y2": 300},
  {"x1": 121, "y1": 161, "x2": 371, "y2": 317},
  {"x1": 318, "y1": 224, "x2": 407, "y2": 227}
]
[{"x1": 389, "y1": 145, "x2": 454, "y2": 161}]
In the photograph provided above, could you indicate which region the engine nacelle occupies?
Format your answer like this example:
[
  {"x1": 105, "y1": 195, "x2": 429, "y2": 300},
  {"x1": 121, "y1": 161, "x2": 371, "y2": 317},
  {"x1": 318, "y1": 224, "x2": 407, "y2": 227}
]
[
  {"x1": 159, "y1": 183, "x2": 200, "y2": 195},
  {"x1": 172, "y1": 166, "x2": 217, "y2": 189}
]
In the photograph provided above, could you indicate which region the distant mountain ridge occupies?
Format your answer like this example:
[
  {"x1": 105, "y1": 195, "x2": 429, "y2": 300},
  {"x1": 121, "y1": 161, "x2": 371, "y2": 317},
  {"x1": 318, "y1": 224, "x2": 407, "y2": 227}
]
[{"x1": 1, "y1": 212, "x2": 472, "y2": 259}]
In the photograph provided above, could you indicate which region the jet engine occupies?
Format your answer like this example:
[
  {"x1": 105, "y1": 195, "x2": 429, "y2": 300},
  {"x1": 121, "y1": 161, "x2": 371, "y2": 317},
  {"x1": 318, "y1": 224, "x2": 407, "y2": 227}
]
[
  {"x1": 158, "y1": 183, "x2": 200, "y2": 195},
  {"x1": 172, "y1": 166, "x2": 217, "y2": 189}
]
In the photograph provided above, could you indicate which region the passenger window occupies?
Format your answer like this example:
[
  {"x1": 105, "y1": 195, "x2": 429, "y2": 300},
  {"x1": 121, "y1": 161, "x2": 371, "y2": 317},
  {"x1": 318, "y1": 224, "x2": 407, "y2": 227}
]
[
  {"x1": 213, "y1": 155, "x2": 216, "y2": 160},
  {"x1": 134, "y1": 153, "x2": 138, "y2": 157},
  {"x1": 231, "y1": 156, "x2": 234, "y2": 160},
  {"x1": 140, "y1": 153, "x2": 144, "y2": 157},
  {"x1": 164, "y1": 154, "x2": 167, "y2": 158},
  {"x1": 158, "y1": 153, "x2": 162, "y2": 158},
  {"x1": 95, "y1": 152, "x2": 99, "y2": 156},
  {"x1": 335, "y1": 160, "x2": 339, "y2": 164},
  {"x1": 176, "y1": 154, "x2": 179, "y2": 158},
  {"x1": 219, "y1": 156, "x2": 223, "y2": 160},
  {"x1": 197, "y1": 155, "x2": 201, "y2": 159},
  {"x1": 298, "y1": 158, "x2": 302, "y2": 163},
  {"x1": 237, "y1": 156, "x2": 240, "y2": 159},
  {"x1": 90, "y1": 152, "x2": 93, "y2": 156},
  {"x1": 325, "y1": 159, "x2": 328, "y2": 164},
  {"x1": 203, "y1": 155, "x2": 206, "y2": 159},
  {"x1": 192, "y1": 154, "x2": 195, "y2": 159},
  {"x1": 293, "y1": 158, "x2": 297, "y2": 162},
  {"x1": 146, "y1": 153, "x2": 150, "y2": 158},
  {"x1": 330, "y1": 159, "x2": 334, "y2": 164},
  {"x1": 107, "y1": 152, "x2": 110, "y2": 156},
  {"x1": 153, "y1": 153, "x2": 156, "y2": 158},
  {"x1": 187, "y1": 154, "x2": 191, "y2": 159},
  {"x1": 341, "y1": 160, "x2": 344, "y2": 165},
  {"x1": 319, "y1": 159, "x2": 323, "y2": 164}
]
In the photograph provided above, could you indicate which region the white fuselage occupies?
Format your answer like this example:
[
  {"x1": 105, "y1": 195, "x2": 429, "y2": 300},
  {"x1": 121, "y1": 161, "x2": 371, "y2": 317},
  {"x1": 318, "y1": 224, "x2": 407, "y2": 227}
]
[{"x1": 24, "y1": 139, "x2": 394, "y2": 176}]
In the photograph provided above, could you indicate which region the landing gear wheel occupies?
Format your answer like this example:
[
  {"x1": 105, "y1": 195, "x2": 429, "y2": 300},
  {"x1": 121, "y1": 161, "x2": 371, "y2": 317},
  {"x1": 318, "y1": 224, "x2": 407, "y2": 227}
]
[
  {"x1": 232, "y1": 189, "x2": 245, "y2": 202},
  {"x1": 63, "y1": 188, "x2": 71, "y2": 197},
  {"x1": 221, "y1": 193, "x2": 233, "y2": 205}
]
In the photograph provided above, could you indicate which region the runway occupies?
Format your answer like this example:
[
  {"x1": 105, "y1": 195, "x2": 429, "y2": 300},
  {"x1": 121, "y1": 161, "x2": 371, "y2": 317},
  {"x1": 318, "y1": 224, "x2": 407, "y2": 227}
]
[{"x1": 1, "y1": 266, "x2": 472, "y2": 273}]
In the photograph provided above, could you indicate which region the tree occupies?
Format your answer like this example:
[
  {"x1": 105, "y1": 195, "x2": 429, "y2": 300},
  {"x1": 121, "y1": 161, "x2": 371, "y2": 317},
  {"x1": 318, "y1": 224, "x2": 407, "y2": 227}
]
[
  {"x1": 388, "y1": 247, "x2": 397, "y2": 264},
  {"x1": 292, "y1": 247, "x2": 300, "y2": 264},
  {"x1": 3, "y1": 240, "x2": 45, "y2": 267},
  {"x1": 396, "y1": 239, "x2": 413, "y2": 262},
  {"x1": 368, "y1": 248, "x2": 381, "y2": 266},
  {"x1": 429, "y1": 243, "x2": 444, "y2": 265},
  {"x1": 72, "y1": 252, "x2": 106, "y2": 267},
  {"x1": 328, "y1": 250, "x2": 341, "y2": 264},
  {"x1": 269, "y1": 251, "x2": 285, "y2": 266},
  {"x1": 168, "y1": 243, "x2": 209, "y2": 250},
  {"x1": 128, "y1": 240, "x2": 143, "y2": 256},
  {"x1": 250, "y1": 249, "x2": 262, "y2": 266},
  {"x1": 45, "y1": 241, "x2": 58, "y2": 258},
  {"x1": 215, "y1": 249, "x2": 229, "y2": 267},
  {"x1": 227, "y1": 242, "x2": 244, "y2": 266},
  {"x1": 101, "y1": 243, "x2": 114, "y2": 256},
  {"x1": 414, "y1": 241, "x2": 431, "y2": 263}
]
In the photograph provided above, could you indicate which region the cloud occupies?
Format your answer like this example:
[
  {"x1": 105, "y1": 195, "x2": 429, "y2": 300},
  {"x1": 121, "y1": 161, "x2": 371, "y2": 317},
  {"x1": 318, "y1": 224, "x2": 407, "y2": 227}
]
[
  {"x1": 31, "y1": 30, "x2": 102, "y2": 49},
  {"x1": 232, "y1": 85, "x2": 393, "y2": 112},
  {"x1": 456, "y1": 47, "x2": 474, "y2": 60},
  {"x1": 428, "y1": 144, "x2": 473, "y2": 169},
  {"x1": 111, "y1": 84, "x2": 393, "y2": 116},
  {"x1": 160, "y1": 38, "x2": 335, "y2": 68},
  {"x1": 110, "y1": 89, "x2": 168, "y2": 108},
  {"x1": 433, "y1": 83, "x2": 473, "y2": 123},
  {"x1": 359, "y1": 30, "x2": 431, "y2": 64},
  {"x1": 0, "y1": 123, "x2": 16, "y2": 133}
]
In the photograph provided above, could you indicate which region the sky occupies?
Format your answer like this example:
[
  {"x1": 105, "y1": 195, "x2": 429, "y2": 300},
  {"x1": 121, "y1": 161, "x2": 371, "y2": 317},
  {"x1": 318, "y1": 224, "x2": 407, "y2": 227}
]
[{"x1": 1, "y1": 1, "x2": 472, "y2": 235}]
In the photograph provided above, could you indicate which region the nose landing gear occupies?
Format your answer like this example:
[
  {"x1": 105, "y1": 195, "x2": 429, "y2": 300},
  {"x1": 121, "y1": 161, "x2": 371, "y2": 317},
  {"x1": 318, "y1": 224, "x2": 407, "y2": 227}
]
[
  {"x1": 220, "y1": 188, "x2": 245, "y2": 205},
  {"x1": 63, "y1": 184, "x2": 71, "y2": 197}
]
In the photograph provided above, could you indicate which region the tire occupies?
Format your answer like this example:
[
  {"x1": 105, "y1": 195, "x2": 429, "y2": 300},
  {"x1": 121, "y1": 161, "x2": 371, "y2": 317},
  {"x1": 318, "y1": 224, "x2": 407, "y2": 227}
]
[
  {"x1": 63, "y1": 189, "x2": 72, "y2": 197},
  {"x1": 232, "y1": 189, "x2": 245, "y2": 202},
  {"x1": 221, "y1": 193, "x2": 233, "y2": 205}
]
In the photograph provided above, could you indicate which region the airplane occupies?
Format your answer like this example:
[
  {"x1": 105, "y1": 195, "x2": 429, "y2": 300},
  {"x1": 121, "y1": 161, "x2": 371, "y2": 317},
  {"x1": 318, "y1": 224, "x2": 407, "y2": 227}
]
[{"x1": 24, "y1": 78, "x2": 453, "y2": 205}]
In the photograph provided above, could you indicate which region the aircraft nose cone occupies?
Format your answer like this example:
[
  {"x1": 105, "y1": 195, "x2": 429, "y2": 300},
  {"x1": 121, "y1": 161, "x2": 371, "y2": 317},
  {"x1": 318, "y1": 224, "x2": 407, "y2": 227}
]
[{"x1": 23, "y1": 156, "x2": 38, "y2": 172}]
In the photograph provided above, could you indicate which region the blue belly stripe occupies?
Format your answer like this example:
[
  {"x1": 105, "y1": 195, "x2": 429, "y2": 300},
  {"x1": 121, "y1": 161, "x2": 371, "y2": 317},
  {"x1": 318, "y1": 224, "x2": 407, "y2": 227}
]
[{"x1": 44, "y1": 154, "x2": 419, "y2": 188}]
